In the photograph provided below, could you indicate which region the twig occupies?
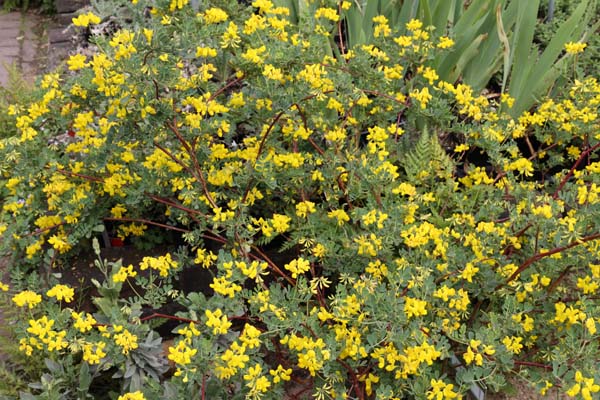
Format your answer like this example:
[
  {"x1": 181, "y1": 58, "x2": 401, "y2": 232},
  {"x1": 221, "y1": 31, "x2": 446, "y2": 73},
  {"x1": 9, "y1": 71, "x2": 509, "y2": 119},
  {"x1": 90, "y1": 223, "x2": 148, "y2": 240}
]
[
  {"x1": 103, "y1": 217, "x2": 190, "y2": 233},
  {"x1": 552, "y1": 142, "x2": 600, "y2": 199},
  {"x1": 498, "y1": 232, "x2": 600, "y2": 289}
]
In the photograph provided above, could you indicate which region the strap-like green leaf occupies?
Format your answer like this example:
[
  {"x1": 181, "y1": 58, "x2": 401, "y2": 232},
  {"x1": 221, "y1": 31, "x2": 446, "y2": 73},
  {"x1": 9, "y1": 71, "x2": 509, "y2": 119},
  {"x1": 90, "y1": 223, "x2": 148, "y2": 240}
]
[
  {"x1": 510, "y1": 0, "x2": 594, "y2": 116},
  {"x1": 507, "y1": 0, "x2": 539, "y2": 100}
]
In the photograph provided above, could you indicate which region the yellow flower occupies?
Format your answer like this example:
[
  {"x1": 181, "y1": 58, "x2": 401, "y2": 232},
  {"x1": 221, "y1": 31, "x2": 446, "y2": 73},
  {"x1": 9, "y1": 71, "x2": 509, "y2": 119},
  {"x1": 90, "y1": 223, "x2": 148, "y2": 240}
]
[
  {"x1": 295, "y1": 200, "x2": 316, "y2": 218},
  {"x1": 327, "y1": 209, "x2": 350, "y2": 226},
  {"x1": 271, "y1": 213, "x2": 291, "y2": 233},
  {"x1": 114, "y1": 329, "x2": 138, "y2": 355},
  {"x1": 505, "y1": 158, "x2": 534, "y2": 176},
  {"x1": 139, "y1": 253, "x2": 178, "y2": 277},
  {"x1": 284, "y1": 257, "x2": 311, "y2": 279},
  {"x1": 239, "y1": 324, "x2": 262, "y2": 349},
  {"x1": 502, "y1": 336, "x2": 523, "y2": 354},
  {"x1": 252, "y1": 0, "x2": 273, "y2": 14},
  {"x1": 194, "y1": 248, "x2": 218, "y2": 268},
  {"x1": 201, "y1": 7, "x2": 228, "y2": 24},
  {"x1": 210, "y1": 276, "x2": 242, "y2": 298},
  {"x1": 315, "y1": 7, "x2": 339, "y2": 22},
  {"x1": 67, "y1": 54, "x2": 87, "y2": 70},
  {"x1": 195, "y1": 46, "x2": 218, "y2": 58},
  {"x1": 83, "y1": 341, "x2": 106, "y2": 365},
  {"x1": 47, "y1": 284, "x2": 75, "y2": 303},
  {"x1": 221, "y1": 21, "x2": 241, "y2": 48},
  {"x1": 205, "y1": 308, "x2": 232, "y2": 335},
  {"x1": 72, "y1": 311, "x2": 97, "y2": 333},
  {"x1": 410, "y1": 87, "x2": 432, "y2": 109},
  {"x1": 404, "y1": 297, "x2": 428, "y2": 319},
  {"x1": 72, "y1": 12, "x2": 101, "y2": 27},
  {"x1": 262, "y1": 64, "x2": 285, "y2": 83},
  {"x1": 168, "y1": 340, "x2": 197, "y2": 365},
  {"x1": 110, "y1": 204, "x2": 127, "y2": 218},
  {"x1": 269, "y1": 364, "x2": 292, "y2": 383},
  {"x1": 564, "y1": 41, "x2": 587, "y2": 54},
  {"x1": 12, "y1": 290, "x2": 42, "y2": 309},
  {"x1": 427, "y1": 379, "x2": 460, "y2": 400},
  {"x1": 118, "y1": 392, "x2": 146, "y2": 400},
  {"x1": 437, "y1": 36, "x2": 455, "y2": 49},
  {"x1": 460, "y1": 262, "x2": 479, "y2": 283},
  {"x1": 142, "y1": 28, "x2": 153, "y2": 44},
  {"x1": 585, "y1": 318, "x2": 597, "y2": 335},
  {"x1": 168, "y1": 0, "x2": 188, "y2": 11},
  {"x1": 113, "y1": 264, "x2": 137, "y2": 283},
  {"x1": 48, "y1": 233, "x2": 72, "y2": 253}
]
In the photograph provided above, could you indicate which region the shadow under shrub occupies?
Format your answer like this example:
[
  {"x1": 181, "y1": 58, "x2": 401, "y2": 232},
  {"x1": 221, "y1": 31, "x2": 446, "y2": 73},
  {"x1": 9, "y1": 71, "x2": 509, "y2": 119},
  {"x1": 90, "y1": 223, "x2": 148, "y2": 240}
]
[{"x1": 0, "y1": 0, "x2": 599, "y2": 399}]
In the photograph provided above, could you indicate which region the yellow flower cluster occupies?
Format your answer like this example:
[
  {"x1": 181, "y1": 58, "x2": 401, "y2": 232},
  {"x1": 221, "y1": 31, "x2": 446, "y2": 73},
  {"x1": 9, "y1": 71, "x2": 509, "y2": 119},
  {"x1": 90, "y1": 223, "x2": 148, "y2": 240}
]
[
  {"x1": 281, "y1": 334, "x2": 331, "y2": 376},
  {"x1": 12, "y1": 290, "x2": 42, "y2": 308},
  {"x1": 139, "y1": 253, "x2": 178, "y2": 277}
]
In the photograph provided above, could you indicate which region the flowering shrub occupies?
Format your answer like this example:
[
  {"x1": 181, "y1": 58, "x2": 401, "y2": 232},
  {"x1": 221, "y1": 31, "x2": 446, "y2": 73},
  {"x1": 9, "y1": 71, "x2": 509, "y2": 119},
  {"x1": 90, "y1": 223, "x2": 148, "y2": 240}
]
[{"x1": 0, "y1": 0, "x2": 599, "y2": 398}]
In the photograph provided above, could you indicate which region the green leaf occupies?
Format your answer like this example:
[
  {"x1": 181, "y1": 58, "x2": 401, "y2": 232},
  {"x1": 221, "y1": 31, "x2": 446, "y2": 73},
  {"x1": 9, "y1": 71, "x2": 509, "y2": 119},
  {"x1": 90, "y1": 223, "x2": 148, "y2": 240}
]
[
  {"x1": 507, "y1": 0, "x2": 540, "y2": 100},
  {"x1": 78, "y1": 362, "x2": 91, "y2": 395},
  {"x1": 496, "y1": 4, "x2": 511, "y2": 93},
  {"x1": 510, "y1": 0, "x2": 594, "y2": 116}
]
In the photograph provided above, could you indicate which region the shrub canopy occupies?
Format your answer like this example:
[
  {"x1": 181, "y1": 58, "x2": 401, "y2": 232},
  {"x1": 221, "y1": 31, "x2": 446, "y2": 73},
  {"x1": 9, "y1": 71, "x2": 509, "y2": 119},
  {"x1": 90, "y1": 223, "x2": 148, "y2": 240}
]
[{"x1": 0, "y1": 0, "x2": 599, "y2": 399}]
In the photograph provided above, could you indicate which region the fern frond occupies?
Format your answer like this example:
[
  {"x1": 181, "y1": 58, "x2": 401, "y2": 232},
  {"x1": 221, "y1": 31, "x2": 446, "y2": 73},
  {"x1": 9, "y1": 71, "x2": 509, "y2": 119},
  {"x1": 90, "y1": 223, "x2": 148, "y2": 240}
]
[{"x1": 402, "y1": 126, "x2": 455, "y2": 182}]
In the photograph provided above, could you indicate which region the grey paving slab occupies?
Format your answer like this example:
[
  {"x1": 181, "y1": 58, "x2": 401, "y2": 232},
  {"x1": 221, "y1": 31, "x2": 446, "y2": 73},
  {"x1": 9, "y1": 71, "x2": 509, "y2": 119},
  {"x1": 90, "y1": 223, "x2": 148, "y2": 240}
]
[
  {"x1": 21, "y1": 38, "x2": 36, "y2": 62},
  {"x1": 0, "y1": 47, "x2": 19, "y2": 57},
  {"x1": 0, "y1": 13, "x2": 21, "y2": 30},
  {"x1": 0, "y1": 11, "x2": 44, "y2": 86}
]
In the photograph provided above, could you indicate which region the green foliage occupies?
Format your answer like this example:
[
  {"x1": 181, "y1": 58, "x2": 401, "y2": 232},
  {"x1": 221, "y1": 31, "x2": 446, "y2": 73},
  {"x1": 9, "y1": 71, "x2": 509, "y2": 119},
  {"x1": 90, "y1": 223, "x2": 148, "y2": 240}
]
[
  {"x1": 2, "y1": 0, "x2": 55, "y2": 13},
  {"x1": 537, "y1": 0, "x2": 600, "y2": 78},
  {"x1": 0, "y1": 0, "x2": 599, "y2": 399},
  {"x1": 402, "y1": 125, "x2": 454, "y2": 182},
  {"x1": 281, "y1": 0, "x2": 599, "y2": 117},
  {"x1": 0, "y1": 295, "x2": 45, "y2": 398},
  {"x1": 0, "y1": 63, "x2": 35, "y2": 141}
]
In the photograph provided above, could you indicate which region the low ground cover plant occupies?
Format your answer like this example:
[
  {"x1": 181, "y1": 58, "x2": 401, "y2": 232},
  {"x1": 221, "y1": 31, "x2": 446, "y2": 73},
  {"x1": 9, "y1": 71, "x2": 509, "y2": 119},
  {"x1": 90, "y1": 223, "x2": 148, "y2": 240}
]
[{"x1": 0, "y1": 0, "x2": 599, "y2": 398}]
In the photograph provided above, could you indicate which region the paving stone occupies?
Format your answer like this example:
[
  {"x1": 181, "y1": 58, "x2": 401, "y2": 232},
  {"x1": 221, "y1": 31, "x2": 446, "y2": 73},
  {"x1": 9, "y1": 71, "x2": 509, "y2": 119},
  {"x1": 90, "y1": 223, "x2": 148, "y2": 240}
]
[
  {"x1": 21, "y1": 37, "x2": 36, "y2": 62},
  {"x1": 22, "y1": 17, "x2": 40, "y2": 40},
  {"x1": 55, "y1": 12, "x2": 77, "y2": 25},
  {"x1": 48, "y1": 26, "x2": 72, "y2": 43},
  {"x1": 0, "y1": 60, "x2": 19, "y2": 86},
  {"x1": 0, "y1": 47, "x2": 19, "y2": 58},
  {"x1": 55, "y1": 0, "x2": 89, "y2": 14},
  {"x1": 0, "y1": 15, "x2": 21, "y2": 31}
]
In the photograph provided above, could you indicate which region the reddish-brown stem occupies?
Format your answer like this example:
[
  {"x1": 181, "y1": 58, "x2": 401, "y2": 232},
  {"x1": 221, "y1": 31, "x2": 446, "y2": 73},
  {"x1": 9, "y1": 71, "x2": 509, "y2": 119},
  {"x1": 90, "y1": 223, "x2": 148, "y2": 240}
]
[
  {"x1": 201, "y1": 374, "x2": 206, "y2": 400},
  {"x1": 25, "y1": 222, "x2": 66, "y2": 237},
  {"x1": 552, "y1": 142, "x2": 600, "y2": 199},
  {"x1": 165, "y1": 119, "x2": 218, "y2": 209},
  {"x1": 139, "y1": 312, "x2": 199, "y2": 324},
  {"x1": 547, "y1": 266, "x2": 572, "y2": 293},
  {"x1": 249, "y1": 245, "x2": 294, "y2": 285},
  {"x1": 524, "y1": 136, "x2": 536, "y2": 158},
  {"x1": 201, "y1": 232, "x2": 228, "y2": 244},
  {"x1": 253, "y1": 110, "x2": 287, "y2": 166},
  {"x1": 361, "y1": 89, "x2": 406, "y2": 103},
  {"x1": 336, "y1": 2, "x2": 346, "y2": 57},
  {"x1": 56, "y1": 169, "x2": 103, "y2": 182},
  {"x1": 104, "y1": 217, "x2": 190, "y2": 233},
  {"x1": 498, "y1": 232, "x2": 600, "y2": 289},
  {"x1": 146, "y1": 193, "x2": 206, "y2": 217},
  {"x1": 307, "y1": 137, "x2": 325, "y2": 155},
  {"x1": 291, "y1": 102, "x2": 325, "y2": 156},
  {"x1": 153, "y1": 141, "x2": 192, "y2": 173},
  {"x1": 514, "y1": 360, "x2": 552, "y2": 370},
  {"x1": 514, "y1": 222, "x2": 533, "y2": 238},
  {"x1": 208, "y1": 75, "x2": 244, "y2": 102},
  {"x1": 337, "y1": 358, "x2": 364, "y2": 400}
]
